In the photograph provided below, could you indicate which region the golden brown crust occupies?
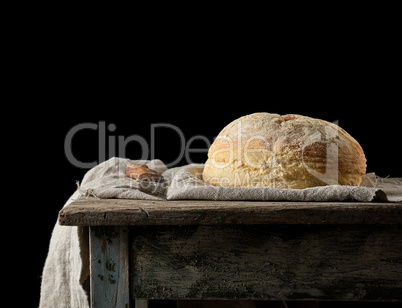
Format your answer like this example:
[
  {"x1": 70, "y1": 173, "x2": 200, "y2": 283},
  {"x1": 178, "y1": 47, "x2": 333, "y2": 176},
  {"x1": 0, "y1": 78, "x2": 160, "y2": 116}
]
[{"x1": 203, "y1": 113, "x2": 367, "y2": 189}]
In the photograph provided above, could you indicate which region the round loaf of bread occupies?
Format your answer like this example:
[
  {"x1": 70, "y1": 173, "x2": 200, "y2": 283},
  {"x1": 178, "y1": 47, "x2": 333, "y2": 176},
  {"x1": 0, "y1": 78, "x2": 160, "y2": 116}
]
[{"x1": 202, "y1": 113, "x2": 366, "y2": 189}]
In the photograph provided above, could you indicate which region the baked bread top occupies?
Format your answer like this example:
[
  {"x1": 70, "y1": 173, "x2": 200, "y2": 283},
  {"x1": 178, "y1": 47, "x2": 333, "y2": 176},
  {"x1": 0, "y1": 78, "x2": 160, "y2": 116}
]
[{"x1": 202, "y1": 113, "x2": 367, "y2": 189}]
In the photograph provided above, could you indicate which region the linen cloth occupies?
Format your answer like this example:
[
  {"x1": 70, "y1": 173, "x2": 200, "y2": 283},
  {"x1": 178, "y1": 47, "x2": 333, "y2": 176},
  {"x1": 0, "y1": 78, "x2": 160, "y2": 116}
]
[
  {"x1": 166, "y1": 164, "x2": 401, "y2": 202},
  {"x1": 40, "y1": 157, "x2": 401, "y2": 307},
  {"x1": 39, "y1": 158, "x2": 167, "y2": 308}
]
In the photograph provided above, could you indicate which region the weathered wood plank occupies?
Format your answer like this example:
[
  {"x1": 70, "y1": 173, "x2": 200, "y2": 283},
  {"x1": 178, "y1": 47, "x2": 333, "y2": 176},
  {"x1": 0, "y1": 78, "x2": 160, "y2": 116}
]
[
  {"x1": 59, "y1": 197, "x2": 402, "y2": 226},
  {"x1": 130, "y1": 224, "x2": 402, "y2": 301},
  {"x1": 134, "y1": 299, "x2": 148, "y2": 308},
  {"x1": 89, "y1": 226, "x2": 130, "y2": 308}
]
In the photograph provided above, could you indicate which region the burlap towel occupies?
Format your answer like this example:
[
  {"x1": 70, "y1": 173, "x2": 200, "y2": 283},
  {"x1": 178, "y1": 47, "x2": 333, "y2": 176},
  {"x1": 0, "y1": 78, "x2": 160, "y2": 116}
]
[{"x1": 40, "y1": 157, "x2": 401, "y2": 307}]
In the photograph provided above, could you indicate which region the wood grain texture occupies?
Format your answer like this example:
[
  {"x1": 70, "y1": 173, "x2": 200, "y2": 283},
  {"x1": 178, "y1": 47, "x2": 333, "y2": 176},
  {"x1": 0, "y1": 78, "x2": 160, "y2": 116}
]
[
  {"x1": 130, "y1": 224, "x2": 402, "y2": 301},
  {"x1": 59, "y1": 197, "x2": 402, "y2": 226},
  {"x1": 89, "y1": 226, "x2": 130, "y2": 308}
]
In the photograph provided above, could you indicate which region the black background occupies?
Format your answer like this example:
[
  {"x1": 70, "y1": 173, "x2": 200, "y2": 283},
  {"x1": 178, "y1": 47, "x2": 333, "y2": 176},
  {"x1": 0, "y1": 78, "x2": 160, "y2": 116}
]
[
  {"x1": 31, "y1": 89, "x2": 401, "y2": 307},
  {"x1": 21, "y1": 18, "x2": 401, "y2": 307}
]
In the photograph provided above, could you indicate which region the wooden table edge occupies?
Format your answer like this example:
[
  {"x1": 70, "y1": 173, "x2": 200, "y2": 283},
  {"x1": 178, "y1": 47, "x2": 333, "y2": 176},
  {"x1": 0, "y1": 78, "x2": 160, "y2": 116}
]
[{"x1": 58, "y1": 197, "x2": 402, "y2": 226}]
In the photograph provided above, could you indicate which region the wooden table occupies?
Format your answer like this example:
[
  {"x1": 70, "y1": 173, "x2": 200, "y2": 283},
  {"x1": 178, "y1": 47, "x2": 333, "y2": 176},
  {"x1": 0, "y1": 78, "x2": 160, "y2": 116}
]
[{"x1": 59, "y1": 197, "x2": 402, "y2": 307}]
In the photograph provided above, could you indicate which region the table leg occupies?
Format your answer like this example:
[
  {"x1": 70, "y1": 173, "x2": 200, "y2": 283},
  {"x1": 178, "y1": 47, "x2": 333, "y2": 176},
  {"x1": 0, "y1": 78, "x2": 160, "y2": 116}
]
[{"x1": 89, "y1": 226, "x2": 130, "y2": 308}]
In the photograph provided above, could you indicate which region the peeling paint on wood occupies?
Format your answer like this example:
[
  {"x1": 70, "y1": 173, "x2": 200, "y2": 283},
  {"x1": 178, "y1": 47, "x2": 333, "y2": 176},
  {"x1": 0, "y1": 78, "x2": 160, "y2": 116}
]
[{"x1": 89, "y1": 226, "x2": 130, "y2": 307}]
